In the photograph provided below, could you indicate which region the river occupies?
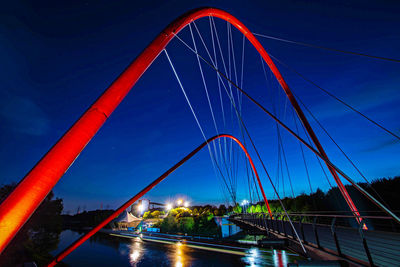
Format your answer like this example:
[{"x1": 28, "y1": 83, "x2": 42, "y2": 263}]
[{"x1": 52, "y1": 219, "x2": 301, "y2": 266}]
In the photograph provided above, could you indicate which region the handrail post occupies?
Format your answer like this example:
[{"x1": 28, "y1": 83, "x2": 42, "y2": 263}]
[
  {"x1": 282, "y1": 214, "x2": 287, "y2": 237},
  {"x1": 359, "y1": 221, "x2": 374, "y2": 267},
  {"x1": 313, "y1": 216, "x2": 321, "y2": 248},
  {"x1": 264, "y1": 214, "x2": 271, "y2": 236},
  {"x1": 331, "y1": 217, "x2": 342, "y2": 256},
  {"x1": 268, "y1": 213, "x2": 273, "y2": 235},
  {"x1": 274, "y1": 213, "x2": 279, "y2": 233},
  {"x1": 290, "y1": 214, "x2": 295, "y2": 238},
  {"x1": 278, "y1": 213, "x2": 282, "y2": 234},
  {"x1": 271, "y1": 213, "x2": 275, "y2": 232},
  {"x1": 300, "y1": 216, "x2": 307, "y2": 244}
]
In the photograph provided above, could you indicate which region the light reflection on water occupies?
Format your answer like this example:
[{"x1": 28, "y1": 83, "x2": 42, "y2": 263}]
[
  {"x1": 173, "y1": 242, "x2": 184, "y2": 267},
  {"x1": 128, "y1": 237, "x2": 144, "y2": 266},
  {"x1": 242, "y1": 247, "x2": 290, "y2": 267},
  {"x1": 273, "y1": 250, "x2": 287, "y2": 267},
  {"x1": 126, "y1": 237, "x2": 294, "y2": 267},
  {"x1": 54, "y1": 230, "x2": 300, "y2": 266}
]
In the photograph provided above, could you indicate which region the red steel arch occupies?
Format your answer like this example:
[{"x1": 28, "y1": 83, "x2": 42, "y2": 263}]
[
  {"x1": 48, "y1": 134, "x2": 270, "y2": 266},
  {"x1": 0, "y1": 7, "x2": 360, "y2": 253}
]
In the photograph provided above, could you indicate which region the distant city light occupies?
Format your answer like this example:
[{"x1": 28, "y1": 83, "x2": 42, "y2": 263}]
[
  {"x1": 177, "y1": 199, "x2": 183, "y2": 206},
  {"x1": 184, "y1": 201, "x2": 190, "y2": 208},
  {"x1": 166, "y1": 203, "x2": 173, "y2": 210}
]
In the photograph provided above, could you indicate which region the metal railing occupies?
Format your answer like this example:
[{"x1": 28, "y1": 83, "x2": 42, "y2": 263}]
[{"x1": 231, "y1": 212, "x2": 400, "y2": 267}]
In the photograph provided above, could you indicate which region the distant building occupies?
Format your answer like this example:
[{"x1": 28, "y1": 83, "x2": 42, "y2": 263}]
[{"x1": 112, "y1": 210, "x2": 141, "y2": 230}]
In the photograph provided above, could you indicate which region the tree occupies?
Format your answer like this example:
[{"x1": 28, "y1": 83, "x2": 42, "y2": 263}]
[
  {"x1": 232, "y1": 203, "x2": 242, "y2": 214},
  {"x1": 150, "y1": 210, "x2": 161, "y2": 218},
  {"x1": 218, "y1": 204, "x2": 227, "y2": 215},
  {"x1": 193, "y1": 208, "x2": 199, "y2": 215},
  {"x1": 255, "y1": 204, "x2": 262, "y2": 213},
  {"x1": 261, "y1": 204, "x2": 269, "y2": 213},
  {"x1": 247, "y1": 205, "x2": 259, "y2": 214},
  {"x1": 0, "y1": 184, "x2": 63, "y2": 267},
  {"x1": 143, "y1": 211, "x2": 152, "y2": 219}
]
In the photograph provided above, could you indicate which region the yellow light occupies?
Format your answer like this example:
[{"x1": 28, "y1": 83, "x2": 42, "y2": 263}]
[
  {"x1": 166, "y1": 203, "x2": 173, "y2": 210},
  {"x1": 177, "y1": 199, "x2": 183, "y2": 205},
  {"x1": 175, "y1": 241, "x2": 184, "y2": 267},
  {"x1": 129, "y1": 240, "x2": 143, "y2": 264},
  {"x1": 184, "y1": 201, "x2": 189, "y2": 208}
]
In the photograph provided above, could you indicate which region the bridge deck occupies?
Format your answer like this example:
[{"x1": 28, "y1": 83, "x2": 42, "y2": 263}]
[{"x1": 234, "y1": 217, "x2": 400, "y2": 266}]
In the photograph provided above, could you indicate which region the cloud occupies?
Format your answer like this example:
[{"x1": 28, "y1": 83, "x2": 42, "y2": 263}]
[
  {"x1": 0, "y1": 93, "x2": 50, "y2": 136},
  {"x1": 361, "y1": 137, "x2": 400, "y2": 153},
  {"x1": 308, "y1": 73, "x2": 400, "y2": 121}
]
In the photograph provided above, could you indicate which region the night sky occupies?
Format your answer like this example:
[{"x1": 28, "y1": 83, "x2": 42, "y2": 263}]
[{"x1": 1, "y1": 1, "x2": 399, "y2": 213}]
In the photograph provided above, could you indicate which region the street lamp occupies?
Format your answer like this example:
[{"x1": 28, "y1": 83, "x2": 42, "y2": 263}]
[
  {"x1": 166, "y1": 203, "x2": 173, "y2": 211},
  {"x1": 241, "y1": 200, "x2": 249, "y2": 214},
  {"x1": 137, "y1": 204, "x2": 144, "y2": 214},
  {"x1": 184, "y1": 201, "x2": 189, "y2": 208},
  {"x1": 177, "y1": 199, "x2": 183, "y2": 206}
]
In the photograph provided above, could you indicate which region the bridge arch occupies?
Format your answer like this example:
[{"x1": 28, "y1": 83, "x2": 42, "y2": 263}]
[
  {"x1": 48, "y1": 133, "x2": 271, "y2": 266},
  {"x1": 0, "y1": 7, "x2": 359, "y2": 253}
]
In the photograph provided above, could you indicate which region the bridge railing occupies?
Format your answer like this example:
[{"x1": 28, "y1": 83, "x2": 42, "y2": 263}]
[{"x1": 231, "y1": 212, "x2": 400, "y2": 266}]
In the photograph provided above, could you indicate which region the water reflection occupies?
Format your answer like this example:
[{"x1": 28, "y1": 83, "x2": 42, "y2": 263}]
[
  {"x1": 242, "y1": 247, "x2": 290, "y2": 267},
  {"x1": 53, "y1": 230, "x2": 300, "y2": 266},
  {"x1": 173, "y1": 241, "x2": 192, "y2": 267},
  {"x1": 273, "y1": 250, "x2": 287, "y2": 267},
  {"x1": 175, "y1": 242, "x2": 183, "y2": 267},
  {"x1": 128, "y1": 237, "x2": 144, "y2": 266}
]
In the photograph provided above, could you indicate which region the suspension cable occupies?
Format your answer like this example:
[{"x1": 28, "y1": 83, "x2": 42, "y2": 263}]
[
  {"x1": 220, "y1": 70, "x2": 308, "y2": 255},
  {"x1": 204, "y1": 20, "x2": 235, "y2": 195},
  {"x1": 259, "y1": 56, "x2": 294, "y2": 198},
  {"x1": 293, "y1": 91, "x2": 391, "y2": 208},
  {"x1": 164, "y1": 49, "x2": 236, "y2": 202},
  {"x1": 292, "y1": 108, "x2": 313, "y2": 194},
  {"x1": 278, "y1": 126, "x2": 295, "y2": 197},
  {"x1": 188, "y1": 23, "x2": 224, "y2": 175},
  {"x1": 175, "y1": 34, "x2": 309, "y2": 254},
  {"x1": 173, "y1": 36, "x2": 400, "y2": 224},
  {"x1": 268, "y1": 54, "x2": 400, "y2": 141},
  {"x1": 199, "y1": 20, "x2": 257, "y2": 205},
  {"x1": 211, "y1": 17, "x2": 236, "y2": 187},
  {"x1": 253, "y1": 32, "x2": 400, "y2": 63}
]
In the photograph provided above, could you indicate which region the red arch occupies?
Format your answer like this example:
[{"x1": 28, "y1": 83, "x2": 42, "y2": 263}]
[
  {"x1": 0, "y1": 7, "x2": 360, "y2": 253},
  {"x1": 48, "y1": 134, "x2": 270, "y2": 266}
]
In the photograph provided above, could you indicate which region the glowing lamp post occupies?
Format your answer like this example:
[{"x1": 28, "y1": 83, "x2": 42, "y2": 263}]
[
  {"x1": 137, "y1": 204, "x2": 144, "y2": 216},
  {"x1": 166, "y1": 203, "x2": 173, "y2": 211},
  {"x1": 241, "y1": 200, "x2": 249, "y2": 214}
]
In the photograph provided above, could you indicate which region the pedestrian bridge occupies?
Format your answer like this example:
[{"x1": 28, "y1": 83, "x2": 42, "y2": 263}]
[{"x1": 232, "y1": 213, "x2": 400, "y2": 266}]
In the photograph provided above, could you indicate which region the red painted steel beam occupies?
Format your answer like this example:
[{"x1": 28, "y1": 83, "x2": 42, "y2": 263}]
[
  {"x1": 47, "y1": 134, "x2": 271, "y2": 266},
  {"x1": 0, "y1": 7, "x2": 361, "y2": 253}
]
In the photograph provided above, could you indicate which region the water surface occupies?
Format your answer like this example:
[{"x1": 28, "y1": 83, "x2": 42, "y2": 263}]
[{"x1": 53, "y1": 228, "x2": 300, "y2": 266}]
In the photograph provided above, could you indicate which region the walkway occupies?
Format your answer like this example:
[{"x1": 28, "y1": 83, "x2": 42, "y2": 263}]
[{"x1": 233, "y1": 215, "x2": 400, "y2": 266}]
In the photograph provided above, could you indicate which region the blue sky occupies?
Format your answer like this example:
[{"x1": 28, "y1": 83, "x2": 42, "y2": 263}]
[{"x1": 1, "y1": 1, "x2": 399, "y2": 213}]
